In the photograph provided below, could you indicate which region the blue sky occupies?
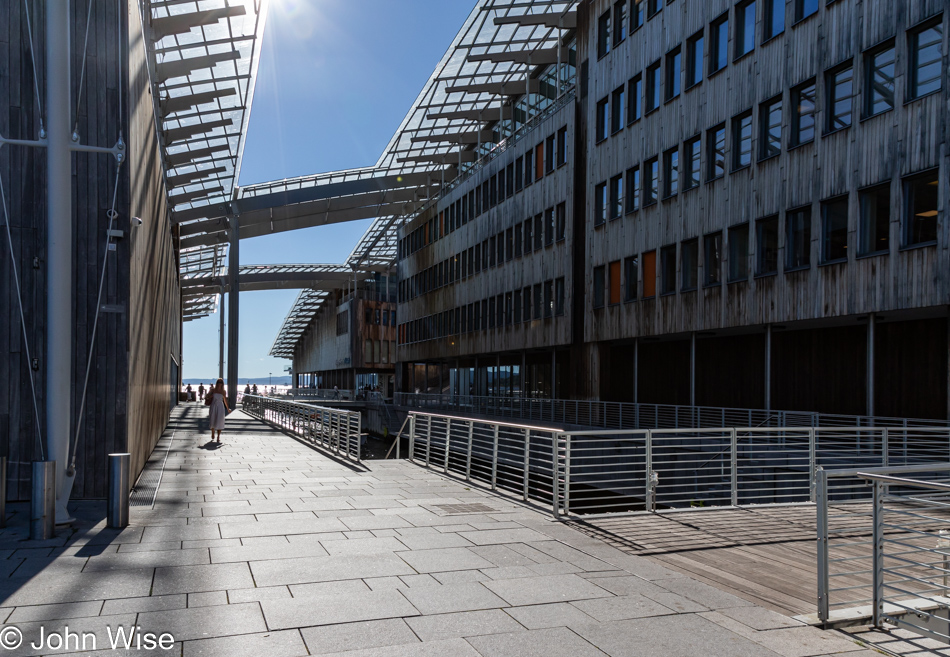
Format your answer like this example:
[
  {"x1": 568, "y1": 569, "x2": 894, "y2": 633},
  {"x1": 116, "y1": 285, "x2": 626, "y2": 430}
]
[{"x1": 182, "y1": 0, "x2": 474, "y2": 380}]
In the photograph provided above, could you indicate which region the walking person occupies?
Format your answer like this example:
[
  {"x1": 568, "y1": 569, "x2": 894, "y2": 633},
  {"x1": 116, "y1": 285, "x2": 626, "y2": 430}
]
[
  {"x1": 207, "y1": 378, "x2": 230, "y2": 444},
  {"x1": 198, "y1": 383, "x2": 205, "y2": 401}
]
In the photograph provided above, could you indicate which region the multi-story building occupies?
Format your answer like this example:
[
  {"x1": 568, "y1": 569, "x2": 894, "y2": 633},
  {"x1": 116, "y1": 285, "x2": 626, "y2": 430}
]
[{"x1": 395, "y1": 0, "x2": 949, "y2": 420}]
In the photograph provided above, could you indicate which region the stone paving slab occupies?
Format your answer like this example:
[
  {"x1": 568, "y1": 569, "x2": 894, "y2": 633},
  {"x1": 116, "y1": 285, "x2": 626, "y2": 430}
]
[{"x1": 0, "y1": 406, "x2": 873, "y2": 656}]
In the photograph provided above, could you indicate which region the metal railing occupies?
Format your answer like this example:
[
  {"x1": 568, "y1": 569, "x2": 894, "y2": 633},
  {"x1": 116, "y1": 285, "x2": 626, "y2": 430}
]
[
  {"x1": 395, "y1": 393, "x2": 949, "y2": 430},
  {"x1": 287, "y1": 388, "x2": 354, "y2": 402},
  {"x1": 816, "y1": 461, "x2": 950, "y2": 626},
  {"x1": 243, "y1": 395, "x2": 362, "y2": 461}
]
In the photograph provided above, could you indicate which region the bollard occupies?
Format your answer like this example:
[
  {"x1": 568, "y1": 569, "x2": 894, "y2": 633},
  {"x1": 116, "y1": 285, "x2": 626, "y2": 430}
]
[
  {"x1": 0, "y1": 456, "x2": 6, "y2": 528},
  {"x1": 31, "y1": 461, "x2": 56, "y2": 540},
  {"x1": 108, "y1": 453, "x2": 131, "y2": 529}
]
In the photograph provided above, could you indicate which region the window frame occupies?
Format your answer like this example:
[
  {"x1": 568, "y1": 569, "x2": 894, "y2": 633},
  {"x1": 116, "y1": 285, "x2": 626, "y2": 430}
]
[
  {"x1": 665, "y1": 46, "x2": 682, "y2": 102},
  {"x1": 627, "y1": 74, "x2": 643, "y2": 125},
  {"x1": 703, "y1": 232, "x2": 723, "y2": 287},
  {"x1": 790, "y1": 79, "x2": 817, "y2": 147},
  {"x1": 824, "y1": 61, "x2": 854, "y2": 134},
  {"x1": 755, "y1": 215, "x2": 779, "y2": 276},
  {"x1": 645, "y1": 60, "x2": 662, "y2": 113},
  {"x1": 908, "y1": 16, "x2": 944, "y2": 101},
  {"x1": 731, "y1": 110, "x2": 753, "y2": 171},
  {"x1": 597, "y1": 10, "x2": 611, "y2": 59},
  {"x1": 862, "y1": 40, "x2": 896, "y2": 119},
  {"x1": 763, "y1": 0, "x2": 785, "y2": 42},
  {"x1": 663, "y1": 146, "x2": 679, "y2": 198},
  {"x1": 595, "y1": 97, "x2": 609, "y2": 143},
  {"x1": 902, "y1": 168, "x2": 939, "y2": 248},
  {"x1": 820, "y1": 195, "x2": 850, "y2": 264},
  {"x1": 625, "y1": 165, "x2": 641, "y2": 214},
  {"x1": 735, "y1": 0, "x2": 757, "y2": 60},
  {"x1": 709, "y1": 13, "x2": 729, "y2": 76},
  {"x1": 644, "y1": 156, "x2": 660, "y2": 206},
  {"x1": 681, "y1": 238, "x2": 699, "y2": 291},
  {"x1": 785, "y1": 205, "x2": 813, "y2": 271},
  {"x1": 609, "y1": 173, "x2": 624, "y2": 220},
  {"x1": 758, "y1": 95, "x2": 782, "y2": 160},
  {"x1": 684, "y1": 135, "x2": 701, "y2": 190},
  {"x1": 857, "y1": 182, "x2": 891, "y2": 257},
  {"x1": 594, "y1": 181, "x2": 608, "y2": 226},
  {"x1": 593, "y1": 265, "x2": 606, "y2": 309},
  {"x1": 611, "y1": 85, "x2": 626, "y2": 134},
  {"x1": 686, "y1": 29, "x2": 705, "y2": 89},
  {"x1": 793, "y1": 0, "x2": 818, "y2": 24},
  {"x1": 706, "y1": 123, "x2": 726, "y2": 182}
]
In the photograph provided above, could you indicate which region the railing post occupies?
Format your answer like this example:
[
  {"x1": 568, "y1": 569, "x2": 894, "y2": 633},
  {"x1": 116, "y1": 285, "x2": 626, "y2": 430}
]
[
  {"x1": 881, "y1": 427, "x2": 889, "y2": 469},
  {"x1": 646, "y1": 430, "x2": 654, "y2": 512},
  {"x1": 409, "y1": 414, "x2": 416, "y2": 463},
  {"x1": 523, "y1": 429, "x2": 530, "y2": 502},
  {"x1": 730, "y1": 429, "x2": 738, "y2": 506},
  {"x1": 491, "y1": 424, "x2": 499, "y2": 491},
  {"x1": 552, "y1": 431, "x2": 560, "y2": 520},
  {"x1": 425, "y1": 415, "x2": 432, "y2": 468},
  {"x1": 564, "y1": 432, "x2": 571, "y2": 515},
  {"x1": 444, "y1": 419, "x2": 451, "y2": 474},
  {"x1": 809, "y1": 428, "x2": 817, "y2": 502},
  {"x1": 466, "y1": 421, "x2": 473, "y2": 482},
  {"x1": 816, "y1": 467, "x2": 830, "y2": 623},
  {"x1": 872, "y1": 480, "x2": 884, "y2": 628}
]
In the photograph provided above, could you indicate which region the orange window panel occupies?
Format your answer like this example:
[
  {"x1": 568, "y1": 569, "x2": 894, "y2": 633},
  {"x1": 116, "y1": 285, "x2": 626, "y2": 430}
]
[
  {"x1": 535, "y1": 143, "x2": 544, "y2": 181},
  {"x1": 609, "y1": 261, "x2": 622, "y2": 305},
  {"x1": 642, "y1": 251, "x2": 656, "y2": 298}
]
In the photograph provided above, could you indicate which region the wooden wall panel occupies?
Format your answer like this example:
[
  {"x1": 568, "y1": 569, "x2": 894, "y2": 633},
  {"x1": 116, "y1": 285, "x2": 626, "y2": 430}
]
[{"x1": 874, "y1": 318, "x2": 947, "y2": 420}]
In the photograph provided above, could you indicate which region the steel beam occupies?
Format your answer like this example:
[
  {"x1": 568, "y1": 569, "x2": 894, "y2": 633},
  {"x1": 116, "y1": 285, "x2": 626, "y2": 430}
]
[{"x1": 227, "y1": 217, "x2": 240, "y2": 409}]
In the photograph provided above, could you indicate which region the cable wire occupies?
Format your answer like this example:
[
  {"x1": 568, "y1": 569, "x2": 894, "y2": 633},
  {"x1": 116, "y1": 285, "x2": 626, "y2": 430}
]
[
  {"x1": 22, "y1": 0, "x2": 45, "y2": 134},
  {"x1": 73, "y1": 0, "x2": 94, "y2": 136},
  {"x1": 0, "y1": 169, "x2": 46, "y2": 461}
]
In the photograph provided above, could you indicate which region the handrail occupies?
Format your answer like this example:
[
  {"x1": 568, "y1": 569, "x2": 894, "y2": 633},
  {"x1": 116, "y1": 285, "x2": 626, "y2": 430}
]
[
  {"x1": 384, "y1": 415, "x2": 411, "y2": 460},
  {"x1": 243, "y1": 395, "x2": 362, "y2": 461},
  {"x1": 857, "y1": 472, "x2": 950, "y2": 492}
]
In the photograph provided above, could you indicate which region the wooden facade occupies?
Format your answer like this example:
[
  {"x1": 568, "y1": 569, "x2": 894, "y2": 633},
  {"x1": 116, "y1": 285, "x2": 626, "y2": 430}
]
[
  {"x1": 393, "y1": 0, "x2": 949, "y2": 420},
  {"x1": 0, "y1": 1, "x2": 181, "y2": 499}
]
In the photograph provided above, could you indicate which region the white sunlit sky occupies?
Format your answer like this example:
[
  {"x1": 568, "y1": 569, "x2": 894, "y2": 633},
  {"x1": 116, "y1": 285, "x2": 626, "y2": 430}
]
[{"x1": 182, "y1": 0, "x2": 474, "y2": 381}]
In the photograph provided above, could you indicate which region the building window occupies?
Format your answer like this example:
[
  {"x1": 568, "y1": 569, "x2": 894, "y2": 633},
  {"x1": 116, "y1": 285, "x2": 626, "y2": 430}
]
[
  {"x1": 660, "y1": 245, "x2": 677, "y2": 295},
  {"x1": 663, "y1": 147, "x2": 679, "y2": 197},
  {"x1": 681, "y1": 238, "x2": 698, "y2": 291},
  {"x1": 642, "y1": 250, "x2": 656, "y2": 297},
  {"x1": 534, "y1": 214, "x2": 543, "y2": 250},
  {"x1": 858, "y1": 183, "x2": 890, "y2": 256},
  {"x1": 545, "y1": 208, "x2": 555, "y2": 244},
  {"x1": 545, "y1": 135, "x2": 555, "y2": 173},
  {"x1": 611, "y1": 86, "x2": 625, "y2": 133},
  {"x1": 728, "y1": 223, "x2": 750, "y2": 281},
  {"x1": 764, "y1": 0, "x2": 784, "y2": 40},
  {"x1": 686, "y1": 30, "x2": 704, "y2": 88},
  {"x1": 523, "y1": 220, "x2": 532, "y2": 254},
  {"x1": 555, "y1": 277, "x2": 565, "y2": 315},
  {"x1": 514, "y1": 224, "x2": 522, "y2": 257},
  {"x1": 646, "y1": 61, "x2": 661, "y2": 112},
  {"x1": 365, "y1": 339, "x2": 373, "y2": 362},
  {"x1": 647, "y1": 0, "x2": 662, "y2": 18},
  {"x1": 786, "y1": 207, "x2": 812, "y2": 270},
  {"x1": 556, "y1": 126, "x2": 567, "y2": 166},
  {"x1": 609, "y1": 260, "x2": 622, "y2": 304},
  {"x1": 514, "y1": 290, "x2": 522, "y2": 323},
  {"x1": 644, "y1": 157, "x2": 659, "y2": 205},
  {"x1": 903, "y1": 169, "x2": 939, "y2": 246},
  {"x1": 593, "y1": 266, "x2": 606, "y2": 308},
  {"x1": 506, "y1": 227, "x2": 515, "y2": 260},
  {"x1": 710, "y1": 13, "x2": 729, "y2": 75},
  {"x1": 790, "y1": 80, "x2": 816, "y2": 146},
  {"x1": 825, "y1": 63, "x2": 853, "y2": 133},
  {"x1": 610, "y1": 174, "x2": 624, "y2": 219},
  {"x1": 665, "y1": 47, "x2": 682, "y2": 101},
  {"x1": 684, "y1": 136, "x2": 701, "y2": 190},
  {"x1": 756, "y1": 215, "x2": 779, "y2": 275},
  {"x1": 704, "y1": 232, "x2": 722, "y2": 286},
  {"x1": 625, "y1": 166, "x2": 641, "y2": 213},
  {"x1": 595, "y1": 182, "x2": 608, "y2": 226},
  {"x1": 863, "y1": 42, "x2": 895, "y2": 118},
  {"x1": 556, "y1": 202, "x2": 566, "y2": 241},
  {"x1": 631, "y1": 0, "x2": 644, "y2": 31},
  {"x1": 597, "y1": 10, "x2": 610, "y2": 58},
  {"x1": 732, "y1": 110, "x2": 753, "y2": 170},
  {"x1": 821, "y1": 196, "x2": 849, "y2": 263},
  {"x1": 522, "y1": 287, "x2": 531, "y2": 321},
  {"x1": 613, "y1": 0, "x2": 627, "y2": 46},
  {"x1": 909, "y1": 19, "x2": 943, "y2": 100},
  {"x1": 759, "y1": 96, "x2": 782, "y2": 159},
  {"x1": 596, "y1": 97, "x2": 609, "y2": 142},
  {"x1": 794, "y1": 0, "x2": 818, "y2": 23},
  {"x1": 627, "y1": 74, "x2": 642, "y2": 124},
  {"x1": 624, "y1": 255, "x2": 639, "y2": 301},
  {"x1": 735, "y1": 0, "x2": 756, "y2": 59},
  {"x1": 707, "y1": 123, "x2": 726, "y2": 181}
]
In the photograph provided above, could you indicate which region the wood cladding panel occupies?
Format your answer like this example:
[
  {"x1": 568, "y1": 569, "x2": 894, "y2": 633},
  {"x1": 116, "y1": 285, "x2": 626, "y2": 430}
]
[
  {"x1": 637, "y1": 339, "x2": 690, "y2": 405},
  {"x1": 874, "y1": 318, "x2": 947, "y2": 420},
  {"x1": 695, "y1": 333, "x2": 766, "y2": 409}
]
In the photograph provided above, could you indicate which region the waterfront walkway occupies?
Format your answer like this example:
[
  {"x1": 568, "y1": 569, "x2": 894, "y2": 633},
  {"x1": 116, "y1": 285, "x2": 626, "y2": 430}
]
[{"x1": 0, "y1": 405, "x2": 880, "y2": 656}]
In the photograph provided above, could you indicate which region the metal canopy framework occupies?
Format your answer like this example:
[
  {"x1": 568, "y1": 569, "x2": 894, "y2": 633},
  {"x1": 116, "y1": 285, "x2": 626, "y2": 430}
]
[
  {"x1": 181, "y1": 263, "x2": 385, "y2": 298},
  {"x1": 142, "y1": 0, "x2": 267, "y2": 214},
  {"x1": 267, "y1": 0, "x2": 577, "y2": 360}
]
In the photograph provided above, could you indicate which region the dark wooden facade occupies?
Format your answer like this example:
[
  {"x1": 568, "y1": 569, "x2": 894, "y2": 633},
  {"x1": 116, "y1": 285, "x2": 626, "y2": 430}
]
[{"x1": 0, "y1": 1, "x2": 181, "y2": 499}]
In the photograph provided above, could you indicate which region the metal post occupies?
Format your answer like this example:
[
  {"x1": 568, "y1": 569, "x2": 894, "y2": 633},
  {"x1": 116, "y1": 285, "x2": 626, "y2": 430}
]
[
  {"x1": 227, "y1": 215, "x2": 240, "y2": 410},
  {"x1": 444, "y1": 419, "x2": 451, "y2": 474},
  {"x1": 409, "y1": 414, "x2": 416, "y2": 462},
  {"x1": 633, "y1": 338, "x2": 639, "y2": 405},
  {"x1": 218, "y1": 290, "x2": 225, "y2": 380},
  {"x1": 466, "y1": 421, "x2": 473, "y2": 481},
  {"x1": 872, "y1": 480, "x2": 885, "y2": 628},
  {"x1": 809, "y1": 428, "x2": 817, "y2": 501},
  {"x1": 730, "y1": 429, "x2": 738, "y2": 506},
  {"x1": 31, "y1": 461, "x2": 56, "y2": 540},
  {"x1": 108, "y1": 453, "x2": 130, "y2": 529},
  {"x1": 690, "y1": 333, "x2": 696, "y2": 408},
  {"x1": 646, "y1": 430, "x2": 654, "y2": 512},
  {"x1": 882, "y1": 427, "x2": 889, "y2": 469},
  {"x1": 552, "y1": 431, "x2": 560, "y2": 519},
  {"x1": 816, "y1": 468, "x2": 830, "y2": 622},
  {"x1": 867, "y1": 313, "x2": 875, "y2": 418},
  {"x1": 47, "y1": 0, "x2": 74, "y2": 525},
  {"x1": 491, "y1": 424, "x2": 499, "y2": 491},
  {"x1": 765, "y1": 325, "x2": 772, "y2": 412},
  {"x1": 0, "y1": 456, "x2": 6, "y2": 528},
  {"x1": 425, "y1": 415, "x2": 432, "y2": 467},
  {"x1": 523, "y1": 429, "x2": 530, "y2": 501},
  {"x1": 563, "y1": 432, "x2": 571, "y2": 515}
]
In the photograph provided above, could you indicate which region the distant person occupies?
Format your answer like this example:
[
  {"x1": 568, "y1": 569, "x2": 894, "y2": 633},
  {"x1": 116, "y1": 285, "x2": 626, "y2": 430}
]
[
  {"x1": 244, "y1": 384, "x2": 251, "y2": 395},
  {"x1": 186, "y1": 384, "x2": 193, "y2": 402},
  {"x1": 198, "y1": 383, "x2": 205, "y2": 401},
  {"x1": 333, "y1": 385, "x2": 340, "y2": 400},
  {"x1": 207, "y1": 378, "x2": 229, "y2": 444},
  {"x1": 252, "y1": 384, "x2": 258, "y2": 395}
]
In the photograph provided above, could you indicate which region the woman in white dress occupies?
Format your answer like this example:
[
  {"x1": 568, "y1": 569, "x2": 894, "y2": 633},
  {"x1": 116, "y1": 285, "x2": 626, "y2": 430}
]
[{"x1": 208, "y1": 378, "x2": 230, "y2": 443}]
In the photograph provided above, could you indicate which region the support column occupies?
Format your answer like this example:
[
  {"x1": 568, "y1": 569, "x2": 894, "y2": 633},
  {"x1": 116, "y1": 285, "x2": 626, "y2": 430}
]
[
  {"x1": 633, "y1": 339, "x2": 639, "y2": 404},
  {"x1": 765, "y1": 325, "x2": 772, "y2": 412},
  {"x1": 218, "y1": 291, "x2": 225, "y2": 380},
  {"x1": 551, "y1": 349, "x2": 557, "y2": 400},
  {"x1": 47, "y1": 0, "x2": 74, "y2": 524},
  {"x1": 227, "y1": 216, "x2": 240, "y2": 409},
  {"x1": 690, "y1": 333, "x2": 696, "y2": 407},
  {"x1": 867, "y1": 314, "x2": 875, "y2": 418}
]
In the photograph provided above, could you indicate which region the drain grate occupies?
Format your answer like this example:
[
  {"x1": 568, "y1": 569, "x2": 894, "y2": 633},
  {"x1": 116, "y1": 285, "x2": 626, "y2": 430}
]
[
  {"x1": 130, "y1": 429, "x2": 176, "y2": 508},
  {"x1": 432, "y1": 503, "x2": 496, "y2": 515}
]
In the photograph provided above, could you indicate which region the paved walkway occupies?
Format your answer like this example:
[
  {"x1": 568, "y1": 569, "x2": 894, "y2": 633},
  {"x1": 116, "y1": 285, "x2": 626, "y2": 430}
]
[{"x1": 0, "y1": 405, "x2": 879, "y2": 656}]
